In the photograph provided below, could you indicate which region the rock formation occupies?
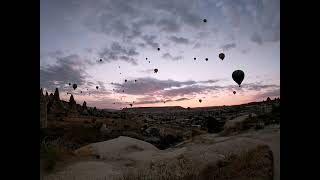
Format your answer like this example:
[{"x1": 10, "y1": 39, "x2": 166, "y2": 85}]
[{"x1": 40, "y1": 88, "x2": 47, "y2": 128}]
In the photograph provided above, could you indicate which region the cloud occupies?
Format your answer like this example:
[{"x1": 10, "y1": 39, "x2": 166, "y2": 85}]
[
  {"x1": 98, "y1": 42, "x2": 139, "y2": 65},
  {"x1": 221, "y1": 43, "x2": 236, "y2": 51},
  {"x1": 162, "y1": 53, "x2": 183, "y2": 61},
  {"x1": 142, "y1": 35, "x2": 159, "y2": 49},
  {"x1": 139, "y1": 69, "x2": 155, "y2": 74},
  {"x1": 157, "y1": 18, "x2": 181, "y2": 32},
  {"x1": 112, "y1": 77, "x2": 197, "y2": 95},
  {"x1": 174, "y1": 98, "x2": 190, "y2": 101},
  {"x1": 251, "y1": 33, "x2": 263, "y2": 45},
  {"x1": 254, "y1": 88, "x2": 280, "y2": 100},
  {"x1": 168, "y1": 36, "x2": 190, "y2": 45},
  {"x1": 40, "y1": 54, "x2": 90, "y2": 91}
]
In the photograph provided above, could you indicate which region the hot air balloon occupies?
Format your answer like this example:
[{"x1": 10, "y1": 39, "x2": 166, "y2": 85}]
[
  {"x1": 203, "y1": 19, "x2": 207, "y2": 23},
  {"x1": 154, "y1": 69, "x2": 158, "y2": 73},
  {"x1": 219, "y1": 53, "x2": 225, "y2": 60},
  {"x1": 205, "y1": 58, "x2": 208, "y2": 61},
  {"x1": 129, "y1": 104, "x2": 133, "y2": 107},
  {"x1": 100, "y1": 59, "x2": 102, "y2": 62},
  {"x1": 194, "y1": 58, "x2": 196, "y2": 60},
  {"x1": 148, "y1": 61, "x2": 150, "y2": 63},
  {"x1": 232, "y1": 70, "x2": 245, "y2": 87},
  {"x1": 125, "y1": 79, "x2": 127, "y2": 82},
  {"x1": 233, "y1": 91, "x2": 236, "y2": 95},
  {"x1": 72, "y1": 84, "x2": 77, "y2": 90},
  {"x1": 68, "y1": 83, "x2": 71, "y2": 86},
  {"x1": 146, "y1": 58, "x2": 148, "y2": 60},
  {"x1": 199, "y1": 99, "x2": 202, "y2": 103},
  {"x1": 96, "y1": 86, "x2": 99, "y2": 90},
  {"x1": 135, "y1": 80, "x2": 137, "y2": 82},
  {"x1": 157, "y1": 48, "x2": 160, "y2": 51},
  {"x1": 80, "y1": 91, "x2": 82, "y2": 93}
]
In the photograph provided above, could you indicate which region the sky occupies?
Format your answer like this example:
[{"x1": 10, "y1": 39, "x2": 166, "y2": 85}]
[{"x1": 40, "y1": 0, "x2": 280, "y2": 109}]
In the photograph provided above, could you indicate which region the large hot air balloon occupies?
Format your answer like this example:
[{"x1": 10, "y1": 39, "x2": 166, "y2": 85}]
[
  {"x1": 72, "y1": 84, "x2": 77, "y2": 90},
  {"x1": 199, "y1": 99, "x2": 202, "y2": 103},
  {"x1": 154, "y1": 69, "x2": 158, "y2": 73},
  {"x1": 219, "y1": 53, "x2": 225, "y2": 60},
  {"x1": 232, "y1": 70, "x2": 245, "y2": 87}
]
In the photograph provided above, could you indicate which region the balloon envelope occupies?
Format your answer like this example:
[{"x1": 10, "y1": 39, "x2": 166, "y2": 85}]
[
  {"x1": 72, "y1": 84, "x2": 77, "y2": 90},
  {"x1": 232, "y1": 70, "x2": 245, "y2": 87},
  {"x1": 219, "y1": 53, "x2": 225, "y2": 60}
]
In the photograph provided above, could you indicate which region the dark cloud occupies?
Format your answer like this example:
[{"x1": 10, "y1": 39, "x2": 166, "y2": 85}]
[
  {"x1": 221, "y1": 43, "x2": 236, "y2": 51},
  {"x1": 162, "y1": 85, "x2": 211, "y2": 97},
  {"x1": 40, "y1": 54, "x2": 90, "y2": 91},
  {"x1": 168, "y1": 36, "x2": 190, "y2": 45},
  {"x1": 199, "y1": 79, "x2": 221, "y2": 84},
  {"x1": 174, "y1": 98, "x2": 190, "y2": 101},
  {"x1": 142, "y1": 35, "x2": 159, "y2": 49},
  {"x1": 157, "y1": 18, "x2": 181, "y2": 32},
  {"x1": 99, "y1": 42, "x2": 139, "y2": 65},
  {"x1": 112, "y1": 77, "x2": 196, "y2": 95},
  {"x1": 251, "y1": 33, "x2": 263, "y2": 45},
  {"x1": 162, "y1": 53, "x2": 183, "y2": 61}
]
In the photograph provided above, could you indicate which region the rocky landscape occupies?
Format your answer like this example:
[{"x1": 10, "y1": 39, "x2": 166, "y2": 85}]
[{"x1": 40, "y1": 88, "x2": 280, "y2": 180}]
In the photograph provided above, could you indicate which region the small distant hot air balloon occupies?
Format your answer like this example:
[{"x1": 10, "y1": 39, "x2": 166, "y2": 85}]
[
  {"x1": 232, "y1": 70, "x2": 245, "y2": 87},
  {"x1": 118, "y1": 66, "x2": 120, "y2": 68},
  {"x1": 129, "y1": 104, "x2": 133, "y2": 107},
  {"x1": 72, "y1": 84, "x2": 77, "y2": 90},
  {"x1": 148, "y1": 61, "x2": 150, "y2": 63},
  {"x1": 80, "y1": 91, "x2": 82, "y2": 93},
  {"x1": 146, "y1": 58, "x2": 148, "y2": 60},
  {"x1": 199, "y1": 99, "x2": 202, "y2": 103},
  {"x1": 233, "y1": 91, "x2": 236, "y2": 95},
  {"x1": 157, "y1": 48, "x2": 160, "y2": 51},
  {"x1": 203, "y1": 19, "x2": 207, "y2": 23},
  {"x1": 154, "y1": 69, "x2": 158, "y2": 73},
  {"x1": 205, "y1": 58, "x2": 208, "y2": 61},
  {"x1": 219, "y1": 53, "x2": 225, "y2": 60},
  {"x1": 135, "y1": 80, "x2": 137, "y2": 82},
  {"x1": 68, "y1": 83, "x2": 71, "y2": 86},
  {"x1": 125, "y1": 79, "x2": 127, "y2": 82},
  {"x1": 96, "y1": 86, "x2": 99, "y2": 90},
  {"x1": 99, "y1": 59, "x2": 102, "y2": 62},
  {"x1": 194, "y1": 57, "x2": 196, "y2": 60}
]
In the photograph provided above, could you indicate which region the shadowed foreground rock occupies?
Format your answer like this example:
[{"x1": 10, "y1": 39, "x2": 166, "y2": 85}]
[{"x1": 42, "y1": 135, "x2": 273, "y2": 180}]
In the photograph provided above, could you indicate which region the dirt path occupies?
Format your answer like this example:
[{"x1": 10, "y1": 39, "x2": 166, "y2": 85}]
[{"x1": 239, "y1": 126, "x2": 280, "y2": 180}]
